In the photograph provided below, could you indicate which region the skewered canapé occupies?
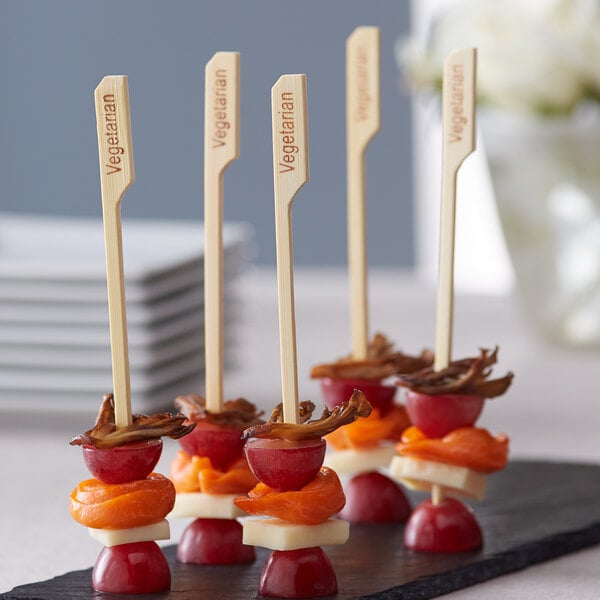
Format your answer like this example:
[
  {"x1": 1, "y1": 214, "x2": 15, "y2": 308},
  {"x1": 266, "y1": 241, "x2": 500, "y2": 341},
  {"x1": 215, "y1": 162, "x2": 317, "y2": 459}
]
[
  {"x1": 312, "y1": 333, "x2": 431, "y2": 522},
  {"x1": 235, "y1": 391, "x2": 371, "y2": 597},
  {"x1": 70, "y1": 395, "x2": 194, "y2": 592},
  {"x1": 391, "y1": 347, "x2": 513, "y2": 551},
  {"x1": 169, "y1": 394, "x2": 264, "y2": 564}
]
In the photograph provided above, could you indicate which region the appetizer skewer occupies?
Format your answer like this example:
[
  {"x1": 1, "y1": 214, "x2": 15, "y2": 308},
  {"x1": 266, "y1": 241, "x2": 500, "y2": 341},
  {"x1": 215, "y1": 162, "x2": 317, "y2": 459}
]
[
  {"x1": 233, "y1": 73, "x2": 369, "y2": 598},
  {"x1": 311, "y1": 27, "x2": 427, "y2": 522},
  {"x1": 347, "y1": 26, "x2": 380, "y2": 362},
  {"x1": 69, "y1": 76, "x2": 193, "y2": 594},
  {"x1": 204, "y1": 51, "x2": 240, "y2": 414},
  {"x1": 169, "y1": 395, "x2": 263, "y2": 563},
  {"x1": 314, "y1": 335, "x2": 429, "y2": 522},
  {"x1": 389, "y1": 48, "x2": 514, "y2": 552},
  {"x1": 391, "y1": 349, "x2": 512, "y2": 551},
  {"x1": 168, "y1": 51, "x2": 263, "y2": 565},
  {"x1": 236, "y1": 394, "x2": 371, "y2": 598},
  {"x1": 70, "y1": 396, "x2": 193, "y2": 592}
]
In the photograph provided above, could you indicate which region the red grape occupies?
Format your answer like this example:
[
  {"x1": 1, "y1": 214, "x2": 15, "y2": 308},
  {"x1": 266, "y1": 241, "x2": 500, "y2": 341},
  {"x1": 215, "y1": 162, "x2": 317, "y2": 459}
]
[
  {"x1": 177, "y1": 518, "x2": 255, "y2": 565},
  {"x1": 92, "y1": 541, "x2": 170, "y2": 593},
  {"x1": 339, "y1": 472, "x2": 411, "y2": 523},
  {"x1": 321, "y1": 378, "x2": 395, "y2": 415},
  {"x1": 405, "y1": 391, "x2": 484, "y2": 438},
  {"x1": 404, "y1": 497, "x2": 483, "y2": 552},
  {"x1": 82, "y1": 440, "x2": 162, "y2": 484},
  {"x1": 245, "y1": 438, "x2": 326, "y2": 491},
  {"x1": 259, "y1": 547, "x2": 337, "y2": 598},
  {"x1": 178, "y1": 422, "x2": 245, "y2": 471}
]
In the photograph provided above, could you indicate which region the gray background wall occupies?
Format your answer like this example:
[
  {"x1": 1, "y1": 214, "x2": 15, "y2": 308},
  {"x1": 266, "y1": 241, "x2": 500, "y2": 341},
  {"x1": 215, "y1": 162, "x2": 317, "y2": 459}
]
[{"x1": 0, "y1": 1, "x2": 413, "y2": 266}]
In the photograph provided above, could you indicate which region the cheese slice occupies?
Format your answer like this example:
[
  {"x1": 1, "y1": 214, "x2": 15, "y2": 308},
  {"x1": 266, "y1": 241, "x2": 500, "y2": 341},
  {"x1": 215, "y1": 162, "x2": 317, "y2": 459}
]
[
  {"x1": 242, "y1": 518, "x2": 349, "y2": 551},
  {"x1": 389, "y1": 456, "x2": 487, "y2": 500},
  {"x1": 169, "y1": 492, "x2": 244, "y2": 519},
  {"x1": 324, "y1": 446, "x2": 397, "y2": 475},
  {"x1": 88, "y1": 519, "x2": 170, "y2": 547}
]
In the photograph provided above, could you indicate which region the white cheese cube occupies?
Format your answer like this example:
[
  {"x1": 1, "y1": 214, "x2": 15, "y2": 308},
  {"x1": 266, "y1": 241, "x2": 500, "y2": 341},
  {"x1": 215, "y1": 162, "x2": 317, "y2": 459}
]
[
  {"x1": 324, "y1": 446, "x2": 397, "y2": 475},
  {"x1": 88, "y1": 519, "x2": 170, "y2": 547},
  {"x1": 389, "y1": 456, "x2": 486, "y2": 500},
  {"x1": 169, "y1": 492, "x2": 244, "y2": 519},
  {"x1": 242, "y1": 518, "x2": 349, "y2": 551}
]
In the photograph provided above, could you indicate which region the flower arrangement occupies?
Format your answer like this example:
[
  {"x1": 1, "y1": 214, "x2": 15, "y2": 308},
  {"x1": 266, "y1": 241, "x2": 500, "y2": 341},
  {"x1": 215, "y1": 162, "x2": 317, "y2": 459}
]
[{"x1": 398, "y1": 0, "x2": 600, "y2": 116}]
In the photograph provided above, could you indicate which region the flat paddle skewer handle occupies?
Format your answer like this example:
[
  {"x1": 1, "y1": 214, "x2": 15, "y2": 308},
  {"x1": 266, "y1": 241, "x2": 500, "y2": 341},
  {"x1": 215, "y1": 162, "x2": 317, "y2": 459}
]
[
  {"x1": 94, "y1": 75, "x2": 135, "y2": 429},
  {"x1": 204, "y1": 52, "x2": 240, "y2": 413},
  {"x1": 346, "y1": 26, "x2": 380, "y2": 360},
  {"x1": 434, "y1": 48, "x2": 477, "y2": 373},
  {"x1": 272, "y1": 74, "x2": 309, "y2": 425}
]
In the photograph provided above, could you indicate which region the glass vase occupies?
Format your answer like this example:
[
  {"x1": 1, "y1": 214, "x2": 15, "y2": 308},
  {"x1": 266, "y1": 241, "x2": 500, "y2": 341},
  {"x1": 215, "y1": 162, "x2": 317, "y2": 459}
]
[{"x1": 481, "y1": 107, "x2": 600, "y2": 348}]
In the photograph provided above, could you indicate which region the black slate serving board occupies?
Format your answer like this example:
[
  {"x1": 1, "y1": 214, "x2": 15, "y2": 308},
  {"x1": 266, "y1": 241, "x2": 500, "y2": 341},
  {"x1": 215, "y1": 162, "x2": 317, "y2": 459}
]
[{"x1": 4, "y1": 461, "x2": 600, "y2": 600}]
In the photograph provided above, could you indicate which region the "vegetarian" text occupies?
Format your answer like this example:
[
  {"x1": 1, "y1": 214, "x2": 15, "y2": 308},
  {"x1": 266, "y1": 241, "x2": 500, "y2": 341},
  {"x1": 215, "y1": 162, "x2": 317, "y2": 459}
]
[{"x1": 276, "y1": 92, "x2": 299, "y2": 174}]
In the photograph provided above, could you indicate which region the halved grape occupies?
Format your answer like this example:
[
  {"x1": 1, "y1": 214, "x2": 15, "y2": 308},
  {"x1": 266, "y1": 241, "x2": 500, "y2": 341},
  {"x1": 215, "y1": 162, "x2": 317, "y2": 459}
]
[
  {"x1": 404, "y1": 497, "x2": 483, "y2": 552},
  {"x1": 405, "y1": 391, "x2": 484, "y2": 438},
  {"x1": 245, "y1": 437, "x2": 326, "y2": 491},
  {"x1": 177, "y1": 518, "x2": 255, "y2": 565},
  {"x1": 92, "y1": 541, "x2": 170, "y2": 593},
  {"x1": 340, "y1": 472, "x2": 411, "y2": 523},
  {"x1": 179, "y1": 423, "x2": 245, "y2": 471},
  {"x1": 82, "y1": 440, "x2": 162, "y2": 484},
  {"x1": 321, "y1": 378, "x2": 396, "y2": 415},
  {"x1": 259, "y1": 547, "x2": 337, "y2": 598}
]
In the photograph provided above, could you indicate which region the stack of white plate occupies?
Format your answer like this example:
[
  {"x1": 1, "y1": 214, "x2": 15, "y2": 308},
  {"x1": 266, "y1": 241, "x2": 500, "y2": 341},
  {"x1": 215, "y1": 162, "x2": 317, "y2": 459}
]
[{"x1": 0, "y1": 215, "x2": 252, "y2": 413}]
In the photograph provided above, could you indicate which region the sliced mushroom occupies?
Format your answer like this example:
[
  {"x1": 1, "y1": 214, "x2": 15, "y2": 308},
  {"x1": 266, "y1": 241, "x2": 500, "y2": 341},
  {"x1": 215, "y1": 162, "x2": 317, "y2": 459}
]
[
  {"x1": 242, "y1": 390, "x2": 372, "y2": 441},
  {"x1": 70, "y1": 394, "x2": 195, "y2": 449}
]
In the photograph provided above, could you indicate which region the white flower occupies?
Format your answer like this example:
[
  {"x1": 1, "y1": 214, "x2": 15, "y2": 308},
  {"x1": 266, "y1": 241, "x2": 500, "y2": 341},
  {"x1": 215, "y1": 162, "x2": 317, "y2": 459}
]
[{"x1": 399, "y1": 0, "x2": 600, "y2": 115}]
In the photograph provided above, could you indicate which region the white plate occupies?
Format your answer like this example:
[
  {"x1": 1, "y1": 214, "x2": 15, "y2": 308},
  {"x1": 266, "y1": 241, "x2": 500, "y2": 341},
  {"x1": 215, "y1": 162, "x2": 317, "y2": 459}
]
[
  {"x1": 0, "y1": 214, "x2": 253, "y2": 281},
  {"x1": 0, "y1": 349, "x2": 205, "y2": 393},
  {"x1": 0, "y1": 329, "x2": 239, "y2": 371},
  {"x1": 0, "y1": 307, "x2": 207, "y2": 346},
  {"x1": 0, "y1": 252, "x2": 245, "y2": 304},
  {"x1": 0, "y1": 286, "x2": 241, "y2": 328},
  {"x1": 0, "y1": 283, "x2": 203, "y2": 325},
  {"x1": 0, "y1": 372, "x2": 205, "y2": 414},
  {"x1": 0, "y1": 328, "x2": 206, "y2": 370}
]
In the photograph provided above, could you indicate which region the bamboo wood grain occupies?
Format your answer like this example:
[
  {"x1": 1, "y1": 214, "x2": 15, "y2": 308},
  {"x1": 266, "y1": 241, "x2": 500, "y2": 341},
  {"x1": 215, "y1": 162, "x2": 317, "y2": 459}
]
[
  {"x1": 204, "y1": 52, "x2": 240, "y2": 413},
  {"x1": 346, "y1": 26, "x2": 380, "y2": 360},
  {"x1": 271, "y1": 74, "x2": 309, "y2": 425},
  {"x1": 94, "y1": 76, "x2": 135, "y2": 429},
  {"x1": 432, "y1": 48, "x2": 476, "y2": 504},
  {"x1": 434, "y1": 48, "x2": 477, "y2": 373}
]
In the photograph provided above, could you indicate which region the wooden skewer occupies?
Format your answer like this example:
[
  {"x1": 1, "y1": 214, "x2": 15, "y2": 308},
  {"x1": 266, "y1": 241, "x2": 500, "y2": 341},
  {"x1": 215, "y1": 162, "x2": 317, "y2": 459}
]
[
  {"x1": 432, "y1": 47, "x2": 477, "y2": 504},
  {"x1": 271, "y1": 74, "x2": 309, "y2": 425},
  {"x1": 346, "y1": 26, "x2": 380, "y2": 360},
  {"x1": 434, "y1": 47, "x2": 477, "y2": 372},
  {"x1": 431, "y1": 484, "x2": 446, "y2": 507},
  {"x1": 204, "y1": 51, "x2": 240, "y2": 413},
  {"x1": 94, "y1": 76, "x2": 136, "y2": 429}
]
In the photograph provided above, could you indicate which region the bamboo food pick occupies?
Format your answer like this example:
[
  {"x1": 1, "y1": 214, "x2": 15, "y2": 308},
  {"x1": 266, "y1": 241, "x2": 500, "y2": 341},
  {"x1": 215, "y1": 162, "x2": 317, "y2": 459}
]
[
  {"x1": 346, "y1": 26, "x2": 380, "y2": 360},
  {"x1": 94, "y1": 76, "x2": 136, "y2": 429},
  {"x1": 434, "y1": 47, "x2": 477, "y2": 372},
  {"x1": 271, "y1": 74, "x2": 309, "y2": 425},
  {"x1": 204, "y1": 52, "x2": 240, "y2": 413},
  {"x1": 432, "y1": 47, "x2": 477, "y2": 504}
]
